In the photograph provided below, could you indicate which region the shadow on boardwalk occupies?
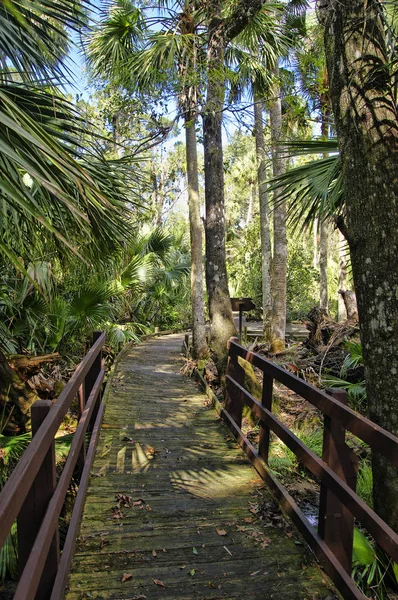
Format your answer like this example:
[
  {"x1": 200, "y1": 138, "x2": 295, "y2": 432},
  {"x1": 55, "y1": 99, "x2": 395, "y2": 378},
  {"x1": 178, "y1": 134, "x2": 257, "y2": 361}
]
[{"x1": 66, "y1": 333, "x2": 335, "y2": 600}]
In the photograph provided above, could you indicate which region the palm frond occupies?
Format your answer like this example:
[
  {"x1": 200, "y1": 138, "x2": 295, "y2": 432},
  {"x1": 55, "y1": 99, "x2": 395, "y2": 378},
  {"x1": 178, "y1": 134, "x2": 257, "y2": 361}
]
[
  {"x1": 267, "y1": 139, "x2": 343, "y2": 231},
  {"x1": 0, "y1": 0, "x2": 89, "y2": 83}
]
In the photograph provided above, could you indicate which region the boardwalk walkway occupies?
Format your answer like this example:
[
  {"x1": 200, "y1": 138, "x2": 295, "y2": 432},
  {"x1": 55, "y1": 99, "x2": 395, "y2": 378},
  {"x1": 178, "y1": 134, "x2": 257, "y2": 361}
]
[{"x1": 66, "y1": 334, "x2": 334, "y2": 600}]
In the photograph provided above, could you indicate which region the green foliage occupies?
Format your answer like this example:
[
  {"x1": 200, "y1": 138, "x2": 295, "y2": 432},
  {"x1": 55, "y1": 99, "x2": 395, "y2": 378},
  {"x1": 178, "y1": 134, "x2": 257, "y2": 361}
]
[
  {"x1": 357, "y1": 462, "x2": 373, "y2": 508},
  {"x1": 287, "y1": 235, "x2": 318, "y2": 320},
  {"x1": 323, "y1": 341, "x2": 366, "y2": 411},
  {"x1": 352, "y1": 528, "x2": 398, "y2": 599}
]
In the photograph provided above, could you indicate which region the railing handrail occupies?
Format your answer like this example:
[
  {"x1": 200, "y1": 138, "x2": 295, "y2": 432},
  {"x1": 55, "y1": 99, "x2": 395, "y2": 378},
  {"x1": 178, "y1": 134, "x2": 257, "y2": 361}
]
[
  {"x1": 226, "y1": 374, "x2": 398, "y2": 560},
  {"x1": 229, "y1": 339, "x2": 398, "y2": 463},
  {"x1": 0, "y1": 331, "x2": 106, "y2": 599},
  {"x1": 224, "y1": 337, "x2": 398, "y2": 600}
]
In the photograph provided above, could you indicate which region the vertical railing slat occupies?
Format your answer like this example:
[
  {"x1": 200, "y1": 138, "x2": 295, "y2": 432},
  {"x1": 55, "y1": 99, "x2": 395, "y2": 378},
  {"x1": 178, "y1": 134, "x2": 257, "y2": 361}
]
[
  {"x1": 17, "y1": 400, "x2": 59, "y2": 598},
  {"x1": 318, "y1": 388, "x2": 358, "y2": 574},
  {"x1": 225, "y1": 337, "x2": 245, "y2": 428},
  {"x1": 259, "y1": 375, "x2": 273, "y2": 464}
]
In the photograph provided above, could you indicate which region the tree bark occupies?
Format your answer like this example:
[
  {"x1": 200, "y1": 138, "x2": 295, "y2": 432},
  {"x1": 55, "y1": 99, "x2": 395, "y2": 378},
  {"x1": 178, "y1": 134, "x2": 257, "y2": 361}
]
[
  {"x1": 203, "y1": 2, "x2": 237, "y2": 371},
  {"x1": 319, "y1": 220, "x2": 328, "y2": 310},
  {"x1": 185, "y1": 118, "x2": 208, "y2": 359},
  {"x1": 254, "y1": 92, "x2": 272, "y2": 340},
  {"x1": 337, "y1": 231, "x2": 348, "y2": 321},
  {"x1": 203, "y1": 0, "x2": 266, "y2": 370},
  {"x1": 320, "y1": 0, "x2": 398, "y2": 530},
  {"x1": 319, "y1": 116, "x2": 330, "y2": 311},
  {"x1": 269, "y1": 67, "x2": 287, "y2": 352},
  {"x1": 0, "y1": 349, "x2": 38, "y2": 434}
]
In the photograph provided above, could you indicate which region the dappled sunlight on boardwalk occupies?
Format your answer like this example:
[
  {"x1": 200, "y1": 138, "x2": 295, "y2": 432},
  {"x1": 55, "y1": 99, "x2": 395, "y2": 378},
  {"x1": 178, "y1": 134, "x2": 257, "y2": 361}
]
[{"x1": 65, "y1": 334, "x2": 334, "y2": 600}]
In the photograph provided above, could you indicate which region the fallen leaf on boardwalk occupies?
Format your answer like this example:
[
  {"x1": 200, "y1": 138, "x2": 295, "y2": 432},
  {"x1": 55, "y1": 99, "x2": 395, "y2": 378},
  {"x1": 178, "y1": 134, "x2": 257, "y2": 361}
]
[
  {"x1": 122, "y1": 573, "x2": 133, "y2": 583},
  {"x1": 153, "y1": 579, "x2": 165, "y2": 588},
  {"x1": 189, "y1": 569, "x2": 195, "y2": 576},
  {"x1": 152, "y1": 550, "x2": 157, "y2": 557},
  {"x1": 146, "y1": 505, "x2": 152, "y2": 511},
  {"x1": 216, "y1": 528, "x2": 227, "y2": 536},
  {"x1": 250, "y1": 570, "x2": 261, "y2": 577},
  {"x1": 133, "y1": 500, "x2": 143, "y2": 506},
  {"x1": 162, "y1": 548, "x2": 167, "y2": 552},
  {"x1": 192, "y1": 547, "x2": 198, "y2": 554},
  {"x1": 244, "y1": 517, "x2": 253, "y2": 523},
  {"x1": 223, "y1": 546, "x2": 232, "y2": 556},
  {"x1": 179, "y1": 565, "x2": 186, "y2": 570}
]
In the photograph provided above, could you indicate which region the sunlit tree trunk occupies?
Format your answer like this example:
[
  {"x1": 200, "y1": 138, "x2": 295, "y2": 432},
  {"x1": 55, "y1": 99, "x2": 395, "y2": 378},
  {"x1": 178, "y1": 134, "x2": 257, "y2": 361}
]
[
  {"x1": 254, "y1": 92, "x2": 272, "y2": 339},
  {"x1": 319, "y1": 113, "x2": 330, "y2": 311},
  {"x1": 337, "y1": 231, "x2": 348, "y2": 321},
  {"x1": 185, "y1": 118, "x2": 208, "y2": 359},
  {"x1": 269, "y1": 67, "x2": 287, "y2": 352},
  {"x1": 320, "y1": 0, "x2": 398, "y2": 530},
  {"x1": 319, "y1": 221, "x2": 328, "y2": 310},
  {"x1": 203, "y1": 1, "x2": 236, "y2": 371}
]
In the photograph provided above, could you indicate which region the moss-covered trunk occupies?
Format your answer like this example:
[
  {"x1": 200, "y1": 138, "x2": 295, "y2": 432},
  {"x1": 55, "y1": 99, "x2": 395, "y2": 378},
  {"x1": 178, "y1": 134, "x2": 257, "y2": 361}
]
[{"x1": 320, "y1": 0, "x2": 398, "y2": 530}]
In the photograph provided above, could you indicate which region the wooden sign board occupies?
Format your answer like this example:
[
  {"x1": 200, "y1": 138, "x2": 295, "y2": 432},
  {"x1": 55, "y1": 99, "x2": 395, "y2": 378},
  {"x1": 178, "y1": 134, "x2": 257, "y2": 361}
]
[{"x1": 230, "y1": 297, "x2": 256, "y2": 311}]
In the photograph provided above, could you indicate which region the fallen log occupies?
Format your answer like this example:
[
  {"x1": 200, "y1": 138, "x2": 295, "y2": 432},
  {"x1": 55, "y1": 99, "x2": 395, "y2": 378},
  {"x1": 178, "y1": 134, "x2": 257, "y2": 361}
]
[{"x1": 8, "y1": 352, "x2": 60, "y2": 371}]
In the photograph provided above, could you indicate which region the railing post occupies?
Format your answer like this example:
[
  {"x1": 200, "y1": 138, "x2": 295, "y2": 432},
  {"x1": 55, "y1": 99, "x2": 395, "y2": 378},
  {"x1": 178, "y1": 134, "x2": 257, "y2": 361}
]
[
  {"x1": 225, "y1": 337, "x2": 245, "y2": 428},
  {"x1": 86, "y1": 331, "x2": 103, "y2": 432},
  {"x1": 17, "y1": 400, "x2": 59, "y2": 597},
  {"x1": 259, "y1": 375, "x2": 273, "y2": 464},
  {"x1": 318, "y1": 388, "x2": 358, "y2": 574}
]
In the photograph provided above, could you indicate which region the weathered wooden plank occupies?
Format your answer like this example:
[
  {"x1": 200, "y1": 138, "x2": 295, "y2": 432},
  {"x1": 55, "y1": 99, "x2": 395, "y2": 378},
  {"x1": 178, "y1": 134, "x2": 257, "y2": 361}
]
[{"x1": 65, "y1": 334, "x2": 336, "y2": 600}]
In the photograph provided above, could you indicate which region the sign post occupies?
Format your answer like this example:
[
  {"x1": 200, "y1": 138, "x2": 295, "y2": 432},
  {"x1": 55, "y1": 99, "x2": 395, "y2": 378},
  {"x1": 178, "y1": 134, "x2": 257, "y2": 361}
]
[{"x1": 230, "y1": 297, "x2": 256, "y2": 342}]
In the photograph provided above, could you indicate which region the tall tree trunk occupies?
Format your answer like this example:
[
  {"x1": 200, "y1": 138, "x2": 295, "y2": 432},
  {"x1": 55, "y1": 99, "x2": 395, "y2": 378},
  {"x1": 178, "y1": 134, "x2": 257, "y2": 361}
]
[
  {"x1": 319, "y1": 117, "x2": 330, "y2": 311},
  {"x1": 254, "y1": 92, "x2": 272, "y2": 339},
  {"x1": 246, "y1": 184, "x2": 254, "y2": 227},
  {"x1": 337, "y1": 231, "x2": 348, "y2": 321},
  {"x1": 185, "y1": 118, "x2": 208, "y2": 359},
  {"x1": 319, "y1": 220, "x2": 328, "y2": 310},
  {"x1": 269, "y1": 67, "x2": 287, "y2": 352},
  {"x1": 203, "y1": 2, "x2": 237, "y2": 371},
  {"x1": 313, "y1": 219, "x2": 318, "y2": 270},
  {"x1": 320, "y1": 0, "x2": 398, "y2": 530}
]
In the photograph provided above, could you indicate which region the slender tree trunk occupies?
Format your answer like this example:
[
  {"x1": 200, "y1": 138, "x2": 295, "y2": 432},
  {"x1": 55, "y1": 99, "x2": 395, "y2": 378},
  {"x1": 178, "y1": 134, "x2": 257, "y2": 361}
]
[
  {"x1": 246, "y1": 184, "x2": 254, "y2": 227},
  {"x1": 269, "y1": 67, "x2": 287, "y2": 352},
  {"x1": 313, "y1": 219, "x2": 318, "y2": 270},
  {"x1": 185, "y1": 118, "x2": 208, "y2": 359},
  {"x1": 203, "y1": 3, "x2": 236, "y2": 371},
  {"x1": 337, "y1": 231, "x2": 348, "y2": 321},
  {"x1": 320, "y1": 0, "x2": 398, "y2": 530},
  {"x1": 319, "y1": 220, "x2": 328, "y2": 310},
  {"x1": 319, "y1": 117, "x2": 330, "y2": 311},
  {"x1": 254, "y1": 92, "x2": 272, "y2": 339}
]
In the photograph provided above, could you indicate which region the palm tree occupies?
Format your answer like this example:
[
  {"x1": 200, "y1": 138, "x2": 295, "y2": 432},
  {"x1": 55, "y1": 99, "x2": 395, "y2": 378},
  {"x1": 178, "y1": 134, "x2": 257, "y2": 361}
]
[
  {"x1": 0, "y1": 1, "x2": 136, "y2": 273},
  {"x1": 87, "y1": 0, "x2": 209, "y2": 360}
]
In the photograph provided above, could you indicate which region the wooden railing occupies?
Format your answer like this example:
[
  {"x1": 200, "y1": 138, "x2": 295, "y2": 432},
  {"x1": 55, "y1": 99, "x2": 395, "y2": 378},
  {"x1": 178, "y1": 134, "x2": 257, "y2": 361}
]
[
  {"x1": 0, "y1": 331, "x2": 106, "y2": 600},
  {"x1": 224, "y1": 337, "x2": 398, "y2": 600}
]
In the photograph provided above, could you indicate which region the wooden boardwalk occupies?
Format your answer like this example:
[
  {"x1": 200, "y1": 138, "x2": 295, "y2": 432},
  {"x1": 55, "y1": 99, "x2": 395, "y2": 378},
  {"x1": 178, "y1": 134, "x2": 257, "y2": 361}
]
[{"x1": 65, "y1": 334, "x2": 334, "y2": 600}]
